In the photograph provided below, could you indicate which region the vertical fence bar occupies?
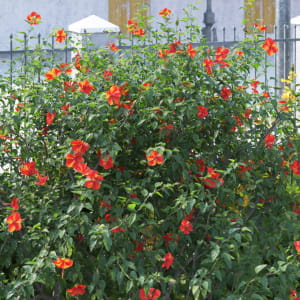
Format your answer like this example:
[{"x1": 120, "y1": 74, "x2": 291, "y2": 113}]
[
  {"x1": 24, "y1": 33, "x2": 27, "y2": 76},
  {"x1": 10, "y1": 34, "x2": 13, "y2": 88},
  {"x1": 274, "y1": 25, "x2": 278, "y2": 96},
  {"x1": 51, "y1": 35, "x2": 55, "y2": 64},
  {"x1": 264, "y1": 29, "x2": 267, "y2": 87},
  {"x1": 38, "y1": 33, "x2": 41, "y2": 83},
  {"x1": 233, "y1": 26, "x2": 236, "y2": 42},
  {"x1": 65, "y1": 34, "x2": 68, "y2": 63}
]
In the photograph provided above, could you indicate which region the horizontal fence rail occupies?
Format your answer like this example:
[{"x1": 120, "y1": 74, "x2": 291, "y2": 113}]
[{"x1": 0, "y1": 25, "x2": 299, "y2": 90}]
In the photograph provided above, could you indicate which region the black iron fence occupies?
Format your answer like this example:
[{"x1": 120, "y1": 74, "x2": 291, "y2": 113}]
[{"x1": 0, "y1": 25, "x2": 299, "y2": 89}]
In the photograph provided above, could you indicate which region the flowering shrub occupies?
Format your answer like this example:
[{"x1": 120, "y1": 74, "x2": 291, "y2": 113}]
[{"x1": 0, "y1": 6, "x2": 300, "y2": 300}]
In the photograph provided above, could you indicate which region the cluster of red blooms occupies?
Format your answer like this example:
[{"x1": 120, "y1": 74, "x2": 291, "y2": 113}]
[
  {"x1": 127, "y1": 19, "x2": 145, "y2": 36},
  {"x1": 3, "y1": 197, "x2": 22, "y2": 232},
  {"x1": 19, "y1": 161, "x2": 48, "y2": 185},
  {"x1": 55, "y1": 29, "x2": 66, "y2": 43},
  {"x1": 139, "y1": 288, "x2": 161, "y2": 300},
  {"x1": 158, "y1": 40, "x2": 196, "y2": 59},
  {"x1": 105, "y1": 84, "x2": 133, "y2": 113},
  {"x1": 146, "y1": 150, "x2": 164, "y2": 166},
  {"x1": 264, "y1": 133, "x2": 275, "y2": 149},
  {"x1": 290, "y1": 289, "x2": 300, "y2": 300},
  {"x1": 26, "y1": 11, "x2": 41, "y2": 25},
  {"x1": 203, "y1": 46, "x2": 231, "y2": 75},
  {"x1": 65, "y1": 140, "x2": 104, "y2": 189}
]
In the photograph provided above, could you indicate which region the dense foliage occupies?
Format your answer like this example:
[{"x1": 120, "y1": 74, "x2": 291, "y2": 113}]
[{"x1": 0, "y1": 6, "x2": 300, "y2": 300}]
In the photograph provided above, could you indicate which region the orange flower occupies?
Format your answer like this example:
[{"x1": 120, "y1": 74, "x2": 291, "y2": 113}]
[
  {"x1": 65, "y1": 153, "x2": 84, "y2": 168},
  {"x1": 99, "y1": 154, "x2": 114, "y2": 169},
  {"x1": 159, "y1": 8, "x2": 172, "y2": 17},
  {"x1": 161, "y1": 252, "x2": 174, "y2": 270},
  {"x1": 103, "y1": 70, "x2": 113, "y2": 80},
  {"x1": 139, "y1": 288, "x2": 161, "y2": 300},
  {"x1": 215, "y1": 46, "x2": 230, "y2": 61},
  {"x1": 187, "y1": 43, "x2": 196, "y2": 58},
  {"x1": 254, "y1": 23, "x2": 266, "y2": 31},
  {"x1": 56, "y1": 29, "x2": 66, "y2": 43},
  {"x1": 45, "y1": 68, "x2": 61, "y2": 80},
  {"x1": 106, "y1": 85, "x2": 123, "y2": 106},
  {"x1": 19, "y1": 161, "x2": 38, "y2": 176},
  {"x1": 79, "y1": 80, "x2": 94, "y2": 95},
  {"x1": 6, "y1": 212, "x2": 22, "y2": 232},
  {"x1": 107, "y1": 42, "x2": 119, "y2": 51},
  {"x1": 53, "y1": 257, "x2": 73, "y2": 269},
  {"x1": 70, "y1": 140, "x2": 89, "y2": 154},
  {"x1": 36, "y1": 173, "x2": 48, "y2": 186},
  {"x1": 146, "y1": 150, "x2": 164, "y2": 166},
  {"x1": 127, "y1": 19, "x2": 138, "y2": 32},
  {"x1": 64, "y1": 81, "x2": 78, "y2": 92},
  {"x1": 85, "y1": 170, "x2": 104, "y2": 182},
  {"x1": 73, "y1": 163, "x2": 91, "y2": 175},
  {"x1": 262, "y1": 38, "x2": 278, "y2": 56},
  {"x1": 59, "y1": 63, "x2": 72, "y2": 74},
  {"x1": 203, "y1": 58, "x2": 214, "y2": 75},
  {"x1": 85, "y1": 180, "x2": 101, "y2": 190},
  {"x1": 26, "y1": 11, "x2": 41, "y2": 25},
  {"x1": 179, "y1": 219, "x2": 193, "y2": 234},
  {"x1": 3, "y1": 197, "x2": 19, "y2": 210},
  {"x1": 67, "y1": 284, "x2": 87, "y2": 296},
  {"x1": 134, "y1": 28, "x2": 145, "y2": 36},
  {"x1": 46, "y1": 112, "x2": 56, "y2": 126}
]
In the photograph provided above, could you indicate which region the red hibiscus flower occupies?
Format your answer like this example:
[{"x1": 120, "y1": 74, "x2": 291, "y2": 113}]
[
  {"x1": 111, "y1": 226, "x2": 126, "y2": 233},
  {"x1": 6, "y1": 212, "x2": 22, "y2": 232},
  {"x1": 67, "y1": 284, "x2": 87, "y2": 296},
  {"x1": 99, "y1": 154, "x2": 114, "y2": 169},
  {"x1": 107, "y1": 42, "x2": 119, "y2": 51},
  {"x1": 203, "y1": 58, "x2": 214, "y2": 75},
  {"x1": 179, "y1": 219, "x2": 193, "y2": 234},
  {"x1": 254, "y1": 23, "x2": 266, "y2": 31},
  {"x1": 46, "y1": 112, "x2": 56, "y2": 126},
  {"x1": 159, "y1": 8, "x2": 172, "y2": 17},
  {"x1": 139, "y1": 288, "x2": 161, "y2": 300},
  {"x1": 36, "y1": 173, "x2": 48, "y2": 185},
  {"x1": 162, "y1": 233, "x2": 179, "y2": 245},
  {"x1": 161, "y1": 252, "x2": 174, "y2": 270},
  {"x1": 134, "y1": 28, "x2": 145, "y2": 36},
  {"x1": 197, "y1": 106, "x2": 208, "y2": 119},
  {"x1": 290, "y1": 160, "x2": 300, "y2": 175},
  {"x1": 70, "y1": 140, "x2": 89, "y2": 154},
  {"x1": 262, "y1": 38, "x2": 278, "y2": 56},
  {"x1": 45, "y1": 68, "x2": 62, "y2": 80},
  {"x1": 65, "y1": 153, "x2": 84, "y2": 168},
  {"x1": 19, "y1": 161, "x2": 38, "y2": 176},
  {"x1": 73, "y1": 163, "x2": 91, "y2": 176},
  {"x1": 26, "y1": 12, "x2": 41, "y2": 25},
  {"x1": 294, "y1": 241, "x2": 300, "y2": 254},
  {"x1": 56, "y1": 29, "x2": 66, "y2": 43},
  {"x1": 187, "y1": 43, "x2": 196, "y2": 58},
  {"x1": 127, "y1": 19, "x2": 138, "y2": 32},
  {"x1": 103, "y1": 70, "x2": 113, "y2": 80},
  {"x1": 146, "y1": 150, "x2": 164, "y2": 166},
  {"x1": 85, "y1": 180, "x2": 101, "y2": 190},
  {"x1": 53, "y1": 257, "x2": 73, "y2": 269},
  {"x1": 79, "y1": 80, "x2": 94, "y2": 95},
  {"x1": 264, "y1": 134, "x2": 275, "y2": 149},
  {"x1": 215, "y1": 46, "x2": 230, "y2": 61},
  {"x1": 106, "y1": 85, "x2": 123, "y2": 106},
  {"x1": 3, "y1": 197, "x2": 19, "y2": 211},
  {"x1": 221, "y1": 87, "x2": 231, "y2": 99}
]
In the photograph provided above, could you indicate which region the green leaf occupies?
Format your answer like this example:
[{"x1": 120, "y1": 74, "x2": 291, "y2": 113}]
[{"x1": 255, "y1": 264, "x2": 267, "y2": 274}]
